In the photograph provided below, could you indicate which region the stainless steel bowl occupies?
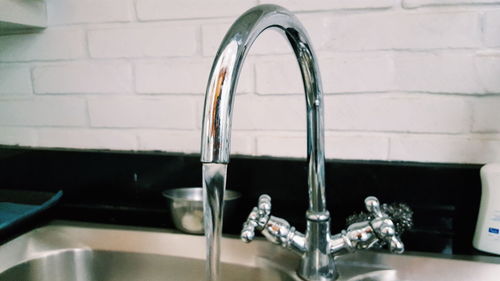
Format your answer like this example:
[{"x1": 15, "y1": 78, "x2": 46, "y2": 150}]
[{"x1": 162, "y1": 187, "x2": 241, "y2": 234}]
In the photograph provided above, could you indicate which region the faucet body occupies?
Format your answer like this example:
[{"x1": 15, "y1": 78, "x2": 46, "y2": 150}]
[
  {"x1": 200, "y1": 4, "x2": 330, "y2": 280},
  {"x1": 200, "y1": 5, "x2": 410, "y2": 281}
]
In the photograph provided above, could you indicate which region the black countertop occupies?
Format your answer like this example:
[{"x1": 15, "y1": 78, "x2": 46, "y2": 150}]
[{"x1": 0, "y1": 147, "x2": 486, "y2": 255}]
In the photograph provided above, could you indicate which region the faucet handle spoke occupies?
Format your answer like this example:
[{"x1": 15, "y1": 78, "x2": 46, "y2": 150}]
[
  {"x1": 344, "y1": 196, "x2": 413, "y2": 254},
  {"x1": 257, "y1": 194, "x2": 272, "y2": 224},
  {"x1": 241, "y1": 194, "x2": 272, "y2": 243},
  {"x1": 369, "y1": 196, "x2": 412, "y2": 254},
  {"x1": 371, "y1": 217, "x2": 405, "y2": 254},
  {"x1": 365, "y1": 196, "x2": 383, "y2": 217},
  {"x1": 388, "y1": 235, "x2": 405, "y2": 254}
]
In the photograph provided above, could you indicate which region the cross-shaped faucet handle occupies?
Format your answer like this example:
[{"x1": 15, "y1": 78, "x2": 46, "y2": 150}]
[{"x1": 241, "y1": 194, "x2": 272, "y2": 242}]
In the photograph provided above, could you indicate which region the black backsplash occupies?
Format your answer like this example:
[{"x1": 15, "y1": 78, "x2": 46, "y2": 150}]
[{"x1": 0, "y1": 147, "x2": 483, "y2": 255}]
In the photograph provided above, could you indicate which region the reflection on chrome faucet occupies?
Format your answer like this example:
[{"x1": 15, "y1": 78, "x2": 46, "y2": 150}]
[
  {"x1": 242, "y1": 195, "x2": 413, "y2": 257},
  {"x1": 200, "y1": 4, "x2": 413, "y2": 281}
]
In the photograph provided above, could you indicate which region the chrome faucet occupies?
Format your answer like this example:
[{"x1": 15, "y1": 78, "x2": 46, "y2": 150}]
[{"x1": 200, "y1": 4, "x2": 412, "y2": 281}]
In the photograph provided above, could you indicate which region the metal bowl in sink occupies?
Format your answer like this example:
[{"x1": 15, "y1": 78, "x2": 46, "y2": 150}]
[{"x1": 162, "y1": 187, "x2": 240, "y2": 234}]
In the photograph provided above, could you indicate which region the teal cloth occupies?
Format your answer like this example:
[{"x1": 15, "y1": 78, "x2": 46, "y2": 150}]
[{"x1": 0, "y1": 191, "x2": 62, "y2": 230}]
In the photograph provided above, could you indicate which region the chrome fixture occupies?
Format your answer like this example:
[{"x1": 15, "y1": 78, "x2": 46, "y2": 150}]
[
  {"x1": 241, "y1": 196, "x2": 413, "y2": 279},
  {"x1": 200, "y1": 4, "x2": 412, "y2": 281}
]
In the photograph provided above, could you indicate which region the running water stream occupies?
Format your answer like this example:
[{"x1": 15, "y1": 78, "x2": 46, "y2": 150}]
[{"x1": 202, "y1": 163, "x2": 228, "y2": 281}]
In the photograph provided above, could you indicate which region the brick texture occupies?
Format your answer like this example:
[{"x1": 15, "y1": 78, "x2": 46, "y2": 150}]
[
  {"x1": 0, "y1": 28, "x2": 85, "y2": 62},
  {"x1": 47, "y1": 0, "x2": 133, "y2": 25},
  {"x1": 88, "y1": 97, "x2": 197, "y2": 129},
  {"x1": 403, "y1": 0, "x2": 500, "y2": 8},
  {"x1": 261, "y1": 0, "x2": 395, "y2": 11},
  {"x1": 88, "y1": 24, "x2": 198, "y2": 58},
  {"x1": 389, "y1": 135, "x2": 500, "y2": 163},
  {"x1": 0, "y1": 127, "x2": 37, "y2": 147},
  {"x1": 483, "y1": 10, "x2": 500, "y2": 47},
  {"x1": 136, "y1": 59, "x2": 253, "y2": 94},
  {"x1": 323, "y1": 12, "x2": 480, "y2": 51},
  {"x1": 0, "y1": 98, "x2": 87, "y2": 127},
  {"x1": 136, "y1": 0, "x2": 256, "y2": 20},
  {"x1": 256, "y1": 54, "x2": 395, "y2": 94},
  {"x1": 38, "y1": 128, "x2": 138, "y2": 150},
  {"x1": 0, "y1": 0, "x2": 498, "y2": 163},
  {"x1": 324, "y1": 95, "x2": 471, "y2": 133},
  {"x1": 472, "y1": 97, "x2": 500, "y2": 133},
  {"x1": 395, "y1": 53, "x2": 481, "y2": 94},
  {"x1": 0, "y1": 65, "x2": 33, "y2": 95},
  {"x1": 34, "y1": 62, "x2": 132, "y2": 94}
]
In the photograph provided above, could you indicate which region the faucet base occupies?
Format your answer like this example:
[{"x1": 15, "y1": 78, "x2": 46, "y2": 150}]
[
  {"x1": 298, "y1": 262, "x2": 338, "y2": 281},
  {"x1": 241, "y1": 195, "x2": 412, "y2": 281},
  {"x1": 297, "y1": 218, "x2": 337, "y2": 281}
]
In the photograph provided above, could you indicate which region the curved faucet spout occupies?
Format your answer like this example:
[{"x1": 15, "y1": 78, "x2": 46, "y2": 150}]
[
  {"x1": 201, "y1": 4, "x2": 331, "y2": 281},
  {"x1": 200, "y1": 4, "x2": 326, "y2": 214}
]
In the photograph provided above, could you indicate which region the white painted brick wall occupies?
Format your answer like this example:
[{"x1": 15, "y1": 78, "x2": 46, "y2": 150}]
[
  {"x1": 88, "y1": 97, "x2": 197, "y2": 129},
  {"x1": 138, "y1": 131, "x2": 254, "y2": 155},
  {"x1": 0, "y1": 0, "x2": 499, "y2": 164},
  {"x1": 0, "y1": 28, "x2": 85, "y2": 62},
  {"x1": 483, "y1": 10, "x2": 500, "y2": 47},
  {"x1": 0, "y1": 127, "x2": 37, "y2": 147},
  {"x1": 0, "y1": 98, "x2": 87, "y2": 127},
  {"x1": 256, "y1": 53, "x2": 395, "y2": 94},
  {"x1": 136, "y1": 59, "x2": 254, "y2": 94},
  {"x1": 38, "y1": 128, "x2": 138, "y2": 150},
  {"x1": 256, "y1": 133, "x2": 390, "y2": 160},
  {"x1": 395, "y1": 53, "x2": 482, "y2": 94},
  {"x1": 33, "y1": 62, "x2": 133, "y2": 94},
  {"x1": 135, "y1": 60, "x2": 210, "y2": 95},
  {"x1": 136, "y1": 0, "x2": 257, "y2": 21},
  {"x1": 202, "y1": 24, "x2": 293, "y2": 57},
  {"x1": 322, "y1": 54, "x2": 395, "y2": 94},
  {"x1": 324, "y1": 95, "x2": 471, "y2": 133},
  {"x1": 476, "y1": 54, "x2": 500, "y2": 93},
  {"x1": 47, "y1": 0, "x2": 134, "y2": 25},
  {"x1": 403, "y1": 0, "x2": 500, "y2": 8},
  {"x1": 472, "y1": 97, "x2": 500, "y2": 133},
  {"x1": 0, "y1": 65, "x2": 32, "y2": 95},
  {"x1": 261, "y1": 0, "x2": 395, "y2": 11},
  {"x1": 232, "y1": 95, "x2": 306, "y2": 131},
  {"x1": 88, "y1": 24, "x2": 199, "y2": 58},
  {"x1": 325, "y1": 134, "x2": 390, "y2": 160},
  {"x1": 255, "y1": 57, "x2": 303, "y2": 94},
  {"x1": 389, "y1": 135, "x2": 500, "y2": 163},
  {"x1": 320, "y1": 11, "x2": 481, "y2": 51}
]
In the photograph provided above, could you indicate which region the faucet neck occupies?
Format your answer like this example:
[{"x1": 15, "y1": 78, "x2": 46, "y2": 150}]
[{"x1": 200, "y1": 4, "x2": 327, "y2": 214}]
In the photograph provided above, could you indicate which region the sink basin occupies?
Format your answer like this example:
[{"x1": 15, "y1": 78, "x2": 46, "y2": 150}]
[{"x1": 0, "y1": 221, "x2": 499, "y2": 281}]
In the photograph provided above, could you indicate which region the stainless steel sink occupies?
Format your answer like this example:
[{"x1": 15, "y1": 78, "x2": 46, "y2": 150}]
[{"x1": 0, "y1": 221, "x2": 499, "y2": 281}]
